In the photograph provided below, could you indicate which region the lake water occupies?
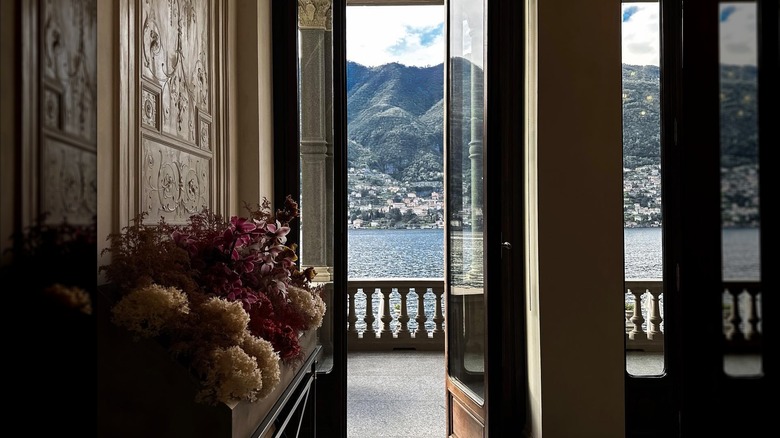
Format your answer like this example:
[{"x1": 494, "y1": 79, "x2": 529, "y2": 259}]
[
  {"x1": 346, "y1": 227, "x2": 760, "y2": 332},
  {"x1": 348, "y1": 227, "x2": 761, "y2": 280}
]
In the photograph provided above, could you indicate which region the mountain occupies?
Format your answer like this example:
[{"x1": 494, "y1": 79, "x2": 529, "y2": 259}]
[
  {"x1": 347, "y1": 61, "x2": 758, "y2": 175},
  {"x1": 346, "y1": 62, "x2": 759, "y2": 227},
  {"x1": 347, "y1": 61, "x2": 445, "y2": 183}
]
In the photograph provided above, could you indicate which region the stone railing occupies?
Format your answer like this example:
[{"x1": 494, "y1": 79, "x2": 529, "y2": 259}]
[
  {"x1": 624, "y1": 279, "x2": 762, "y2": 353},
  {"x1": 344, "y1": 278, "x2": 762, "y2": 353},
  {"x1": 625, "y1": 279, "x2": 665, "y2": 352},
  {"x1": 347, "y1": 278, "x2": 445, "y2": 350}
]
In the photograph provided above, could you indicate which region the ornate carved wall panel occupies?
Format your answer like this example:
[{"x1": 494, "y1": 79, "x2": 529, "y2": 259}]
[
  {"x1": 42, "y1": 138, "x2": 98, "y2": 223},
  {"x1": 28, "y1": 0, "x2": 98, "y2": 225},
  {"x1": 141, "y1": 0, "x2": 211, "y2": 147},
  {"x1": 137, "y1": 0, "x2": 218, "y2": 224},
  {"x1": 142, "y1": 137, "x2": 209, "y2": 221},
  {"x1": 42, "y1": 0, "x2": 97, "y2": 144}
]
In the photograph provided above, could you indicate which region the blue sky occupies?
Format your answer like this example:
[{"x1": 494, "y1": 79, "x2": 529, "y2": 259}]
[{"x1": 347, "y1": 4, "x2": 757, "y2": 68}]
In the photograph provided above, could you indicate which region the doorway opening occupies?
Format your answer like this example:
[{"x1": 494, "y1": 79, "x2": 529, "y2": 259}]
[{"x1": 344, "y1": 3, "x2": 446, "y2": 437}]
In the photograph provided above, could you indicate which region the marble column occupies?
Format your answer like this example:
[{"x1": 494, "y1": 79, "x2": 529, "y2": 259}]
[
  {"x1": 298, "y1": 0, "x2": 334, "y2": 356},
  {"x1": 298, "y1": 0, "x2": 333, "y2": 281}
]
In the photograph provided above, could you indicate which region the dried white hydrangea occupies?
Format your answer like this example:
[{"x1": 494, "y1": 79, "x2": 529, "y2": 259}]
[
  {"x1": 241, "y1": 334, "x2": 281, "y2": 399},
  {"x1": 44, "y1": 283, "x2": 93, "y2": 315},
  {"x1": 194, "y1": 296, "x2": 250, "y2": 344},
  {"x1": 111, "y1": 284, "x2": 190, "y2": 338},
  {"x1": 195, "y1": 345, "x2": 264, "y2": 405},
  {"x1": 287, "y1": 285, "x2": 326, "y2": 330}
]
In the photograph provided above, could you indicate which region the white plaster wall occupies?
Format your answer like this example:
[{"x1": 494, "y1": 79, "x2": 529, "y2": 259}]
[
  {"x1": 232, "y1": 0, "x2": 275, "y2": 214},
  {"x1": 525, "y1": 0, "x2": 625, "y2": 436}
]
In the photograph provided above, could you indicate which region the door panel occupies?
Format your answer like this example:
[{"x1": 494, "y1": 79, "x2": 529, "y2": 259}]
[
  {"x1": 445, "y1": 1, "x2": 527, "y2": 435},
  {"x1": 625, "y1": 1, "x2": 776, "y2": 435},
  {"x1": 446, "y1": 0, "x2": 487, "y2": 433}
]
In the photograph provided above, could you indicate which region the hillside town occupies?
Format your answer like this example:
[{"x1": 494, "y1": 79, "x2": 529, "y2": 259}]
[
  {"x1": 347, "y1": 163, "x2": 760, "y2": 229},
  {"x1": 347, "y1": 167, "x2": 444, "y2": 229}
]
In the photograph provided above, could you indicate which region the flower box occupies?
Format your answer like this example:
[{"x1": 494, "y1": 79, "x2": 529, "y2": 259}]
[
  {"x1": 98, "y1": 197, "x2": 327, "y2": 436},
  {"x1": 98, "y1": 285, "x2": 320, "y2": 438}
]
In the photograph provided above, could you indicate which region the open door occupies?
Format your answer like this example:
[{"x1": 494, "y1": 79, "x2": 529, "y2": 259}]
[
  {"x1": 444, "y1": 0, "x2": 527, "y2": 436},
  {"x1": 445, "y1": 1, "x2": 488, "y2": 434}
]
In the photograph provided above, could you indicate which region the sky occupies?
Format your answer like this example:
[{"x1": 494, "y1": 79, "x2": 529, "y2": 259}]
[
  {"x1": 346, "y1": 3, "x2": 757, "y2": 68},
  {"x1": 621, "y1": 2, "x2": 757, "y2": 67},
  {"x1": 346, "y1": 5, "x2": 445, "y2": 67}
]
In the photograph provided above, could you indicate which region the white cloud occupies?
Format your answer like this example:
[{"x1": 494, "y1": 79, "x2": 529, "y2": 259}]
[
  {"x1": 621, "y1": 4, "x2": 660, "y2": 67},
  {"x1": 347, "y1": 5, "x2": 445, "y2": 67},
  {"x1": 621, "y1": 3, "x2": 757, "y2": 67},
  {"x1": 720, "y1": 3, "x2": 757, "y2": 66},
  {"x1": 347, "y1": 3, "x2": 756, "y2": 68}
]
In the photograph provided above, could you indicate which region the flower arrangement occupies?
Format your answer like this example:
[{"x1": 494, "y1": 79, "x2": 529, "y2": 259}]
[
  {"x1": 2, "y1": 215, "x2": 97, "y2": 434},
  {"x1": 100, "y1": 196, "x2": 326, "y2": 406},
  {"x1": 3, "y1": 214, "x2": 97, "y2": 317}
]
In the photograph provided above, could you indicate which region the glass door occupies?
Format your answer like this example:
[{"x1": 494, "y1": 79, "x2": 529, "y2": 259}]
[
  {"x1": 625, "y1": 1, "x2": 776, "y2": 435},
  {"x1": 445, "y1": 0, "x2": 487, "y2": 434},
  {"x1": 444, "y1": 1, "x2": 527, "y2": 434}
]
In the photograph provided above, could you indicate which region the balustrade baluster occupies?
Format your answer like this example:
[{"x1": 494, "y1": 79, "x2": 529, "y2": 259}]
[
  {"x1": 432, "y1": 286, "x2": 444, "y2": 337},
  {"x1": 347, "y1": 286, "x2": 359, "y2": 340},
  {"x1": 379, "y1": 287, "x2": 393, "y2": 339},
  {"x1": 363, "y1": 288, "x2": 376, "y2": 339},
  {"x1": 414, "y1": 287, "x2": 428, "y2": 339},
  {"x1": 646, "y1": 286, "x2": 663, "y2": 341},
  {"x1": 628, "y1": 287, "x2": 647, "y2": 341},
  {"x1": 727, "y1": 287, "x2": 744, "y2": 341},
  {"x1": 746, "y1": 288, "x2": 761, "y2": 340},
  {"x1": 397, "y1": 287, "x2": 411, "y2": 339}
]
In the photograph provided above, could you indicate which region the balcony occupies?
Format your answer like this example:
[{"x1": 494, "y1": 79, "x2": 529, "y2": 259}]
[
  {"x1": 344, "y1": 278, "x2": 763, "y2": 435},
  {"x1": 343, "y1": 279, "x2": 763, "y2": 435}
]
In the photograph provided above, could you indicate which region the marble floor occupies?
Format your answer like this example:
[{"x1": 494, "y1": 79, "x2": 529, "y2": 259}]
[
  {"x1": 346, "y1": 350, "x2": 763, "y2": 437},
  {"x1": 347, "y1": 350, "x2": 446, "y2": 438}
]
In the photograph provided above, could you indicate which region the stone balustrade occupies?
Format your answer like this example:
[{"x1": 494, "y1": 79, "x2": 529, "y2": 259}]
[
  {"x1": 344, "y1": 278, "x2": 762, "y2": 354},
  {"x1": 623, "y1": 279, "x2": 762, "y2": 353},
  {"x1": 347, "y1": 278, "x2": 444, "y2": 350}
]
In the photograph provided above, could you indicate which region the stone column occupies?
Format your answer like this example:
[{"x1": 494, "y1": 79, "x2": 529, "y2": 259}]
[
  {"x1": 298, "y1": 0, "x2": 333, "y2": 281},
  {"x1": 298, "y1": 0, "x2": 334, "y2": 358},
  {"x1": 467, "y1": 53, "x2": 484, "y2": 282}
]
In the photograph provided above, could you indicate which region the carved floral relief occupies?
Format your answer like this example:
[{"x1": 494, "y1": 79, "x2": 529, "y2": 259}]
[
  {"x1": 42, "y1": 139, "x2": 98, "y2": 224},
  {"x1": 142, "y1": 138, "x2": 209, "y2": 224},
  {"x1": 141, "y1": 0, "x2": 211, "y2": 147}
]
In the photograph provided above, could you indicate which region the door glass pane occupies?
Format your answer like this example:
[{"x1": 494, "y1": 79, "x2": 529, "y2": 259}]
[
  {"x1": 621, "y1": 1, "x2": 665, "y2": 376},
  {"x1": 718, "y1": 1, "x2": 762, "y2": 377},
  {"x1": 447, "y1": 0, "x2": 485, "y2": 402}
]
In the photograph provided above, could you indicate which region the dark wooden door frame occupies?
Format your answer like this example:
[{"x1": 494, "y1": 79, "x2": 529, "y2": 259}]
[{"x1": 626, "y1": 1, "x2": 776, "y2": 435}]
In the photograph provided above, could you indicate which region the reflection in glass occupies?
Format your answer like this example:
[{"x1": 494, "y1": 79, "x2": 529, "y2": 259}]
[
  {"x1": 447, "y1": 0, "x2": 485, "y2": 401},
  {"x1": 718, "y1": 2, "x2": 762, "y2": 377},
  {"x1": 621, "y1": 2, "x2": 665, "y2": 377}
]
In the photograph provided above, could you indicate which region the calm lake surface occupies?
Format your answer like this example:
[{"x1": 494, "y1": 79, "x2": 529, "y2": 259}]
[
  {"x1": 346, "y1": 227, "x2": 760, "y2": 331},
  {"x1": 347, "y1": 227, "x2": 761, "y2": 280}
]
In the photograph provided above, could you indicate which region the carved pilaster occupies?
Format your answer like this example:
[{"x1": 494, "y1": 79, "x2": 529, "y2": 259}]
[
  {"x1": 297, "y1": 0, "x2": 332, "y2": 30},
  {"x1": 299, "y1": 14, "x2": 333, "y2": 268}
]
